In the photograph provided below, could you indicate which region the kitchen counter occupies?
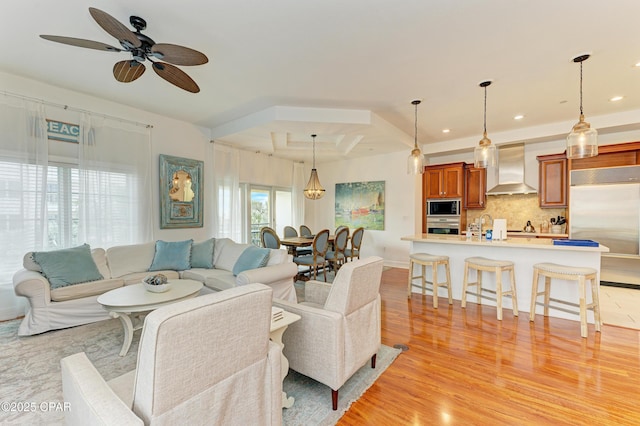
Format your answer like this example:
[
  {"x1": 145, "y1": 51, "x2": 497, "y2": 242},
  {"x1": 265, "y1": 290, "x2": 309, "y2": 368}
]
[
  {"x1": 461, "y1": 231, "x2": 569, "y2": 238},
  {"x1": 402, "y1": 234, "x2": 609, "y2": 323}
]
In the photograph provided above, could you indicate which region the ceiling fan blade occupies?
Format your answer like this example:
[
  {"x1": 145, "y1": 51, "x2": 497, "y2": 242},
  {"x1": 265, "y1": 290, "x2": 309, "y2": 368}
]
[
  {"x1": 113, "y1": 60, "x2": 146, "y2": 83},
  {"x1": 89, "y1": 7, "x2": 141, "y2": 48},
  {"x1": 40, "y1": 35, "x2": 122, "y2": 52},
  {"x1": 151, "y1": 43, "x2": 209, "y2": 66},
  {"x1": 152, "y1": 62, "x2": 200, "y2": 93}
]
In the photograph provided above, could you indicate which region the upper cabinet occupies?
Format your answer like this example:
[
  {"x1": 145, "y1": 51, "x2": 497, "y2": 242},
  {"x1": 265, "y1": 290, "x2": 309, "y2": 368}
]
[
  {"x1": 464, "y1": 164, "x2": 486, "y2": 209},
  {"x1": 424, "y1": 162, "x2": 464, "y2": 199},
  {"x1": 537, "y1": 153, "x2": 567, "y2": 208}
]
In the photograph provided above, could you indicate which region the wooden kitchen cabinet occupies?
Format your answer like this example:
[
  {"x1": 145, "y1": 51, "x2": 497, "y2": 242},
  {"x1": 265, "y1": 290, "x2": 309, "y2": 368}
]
[
  {"x1": 464, "y1": 164, "x2": 486, "y2": 209},
  {"x1": 424, "y1": 162, "x2": 464, "y2": 199},
  {"x1": 537, "y1": 153, "x2": 567, "y2": 208}
]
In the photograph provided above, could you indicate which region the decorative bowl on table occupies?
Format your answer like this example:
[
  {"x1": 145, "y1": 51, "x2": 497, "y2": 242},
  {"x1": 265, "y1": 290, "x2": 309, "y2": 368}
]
[{"x1": 143, "y1": 274, "x2": 171, "y2": 293}]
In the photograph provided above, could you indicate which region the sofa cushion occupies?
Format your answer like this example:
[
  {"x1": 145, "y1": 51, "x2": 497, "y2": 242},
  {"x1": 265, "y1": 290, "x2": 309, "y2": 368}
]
[
  {"x1": 191, "y1": 238, "x2": 215, "y2": 269},
  {"x1": 149, "y1": 240, "x2": 193, "y2": 271},
  {"x1": 121, "y1": 270, "x2": 180, "y2": 285},
  {"x1": 33, "y1": 244, "x2": 104, "y2": 290},
  {"x1": 232, "y1": 246, "x2": 270, "y2": 276},
  {"x1": 107, "y1": 243, "x2": 156, "y2": 278},
  {"x1": 91, "y1": 248, "x2": 110, "y2": 279},
  {"x1": 23, "y1": 252, "x2": 42, "y2": 272},
  {"x1": 266, "y1": 248, "x2": 289, "y2": 266},
  {"x1": 214, "y1": 239, "x2": 251, "y2": 272},
  {"x1": 50, "y1": 278, "x2": 124, "y2": 302}
]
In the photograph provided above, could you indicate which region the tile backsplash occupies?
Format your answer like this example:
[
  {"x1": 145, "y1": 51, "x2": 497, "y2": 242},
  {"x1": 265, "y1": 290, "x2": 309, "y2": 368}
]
[{"x1": 466, "y1": 194, "x2": 566, "y2": 232}]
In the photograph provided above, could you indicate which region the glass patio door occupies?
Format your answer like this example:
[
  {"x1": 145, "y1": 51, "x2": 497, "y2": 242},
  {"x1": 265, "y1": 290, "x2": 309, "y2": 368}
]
[{"x1": 249, "y1": 186, "x2": 292, "y2": 246}]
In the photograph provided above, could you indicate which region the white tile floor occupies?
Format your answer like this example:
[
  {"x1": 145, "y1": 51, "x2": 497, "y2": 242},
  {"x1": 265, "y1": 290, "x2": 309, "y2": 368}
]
[{"x1": 599, "y1": 285, "x2": 640, "y2": 330}]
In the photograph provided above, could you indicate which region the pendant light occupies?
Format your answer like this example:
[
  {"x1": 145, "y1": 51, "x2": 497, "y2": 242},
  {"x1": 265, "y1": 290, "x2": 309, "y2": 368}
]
[
  {"x1": 407, "y1": 99, "x2": 425, "y2": 175},
  {"x1": 303, "y1": 134, "x2": 325, "y2": 200},
  {"x1": 474, "y1": 80, "x2": 497, "y2": 168},
  {"x1": 567, "y1": 54, "x2": 598, "y2": 159}
]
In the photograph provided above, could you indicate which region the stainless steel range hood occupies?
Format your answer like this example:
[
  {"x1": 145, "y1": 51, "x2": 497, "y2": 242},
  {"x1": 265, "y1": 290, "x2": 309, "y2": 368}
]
[{"x1": 486, "y1": 144, "x2": 537, "y2": 195}]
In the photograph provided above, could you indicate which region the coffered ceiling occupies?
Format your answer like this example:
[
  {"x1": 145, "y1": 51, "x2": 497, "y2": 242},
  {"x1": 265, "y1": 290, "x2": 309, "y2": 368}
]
[{"x1": 3, "y1": 1, "x2": 640, "y2": 163}]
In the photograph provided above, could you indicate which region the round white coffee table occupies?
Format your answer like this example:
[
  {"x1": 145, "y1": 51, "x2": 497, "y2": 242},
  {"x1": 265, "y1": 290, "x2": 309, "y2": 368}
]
[{"x1": 97, "y1": 279, "x2": 203, "y2": 356}]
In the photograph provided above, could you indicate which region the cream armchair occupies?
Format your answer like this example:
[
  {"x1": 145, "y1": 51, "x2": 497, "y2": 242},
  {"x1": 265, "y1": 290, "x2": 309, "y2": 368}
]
[
  {"x1": 273, "y1": 256, "x2": 384, "y2": 410},
  {"x1": 61, "y1": 284, "x2": 282, "y2": 425}
]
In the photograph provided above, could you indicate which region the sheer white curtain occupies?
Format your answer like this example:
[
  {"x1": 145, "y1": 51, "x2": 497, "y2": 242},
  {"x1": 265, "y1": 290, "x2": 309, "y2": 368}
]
[
  {"x1": 0, "y1": 97, "x2": 48, "y2": 320},
  {"x1": 77, "y1": 114, "x2": 153, "y2": 247},
  {"x1": 292, "y1": 162, "x2": 306, "y2": 229},
  {"x1": 212, "y1": 143, "x2": 241, "y2": 241}
]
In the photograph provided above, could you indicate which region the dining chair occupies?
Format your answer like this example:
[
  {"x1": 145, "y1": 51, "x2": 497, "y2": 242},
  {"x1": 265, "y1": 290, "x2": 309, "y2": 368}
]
[
  {"x1": 326, "y1": 226, "x2": 349, "y2": 271},
  {"x1": 285, "y1": 225, "x2": 312, "y2": 256},
  {"x1": 293, "y1": 229, "x2": 330, "y2": 281},
  {"x1": 345, "y1": 227, "x2": 364, "y2": 261},
  {"x1": 299, "y1": 225, "x2": 313, "y2": 237},
  {"x1": 283, "y1": 226, "x2": 298, "y2": 238},
  {"x1": 260, "y1": 226, "x2": 281, "y2": 249}
]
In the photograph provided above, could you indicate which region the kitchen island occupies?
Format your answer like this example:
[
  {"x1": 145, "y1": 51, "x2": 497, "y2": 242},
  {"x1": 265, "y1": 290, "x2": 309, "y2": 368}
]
[{"x1": 401, "y1": 234, "x2": 609, "y2": 323}]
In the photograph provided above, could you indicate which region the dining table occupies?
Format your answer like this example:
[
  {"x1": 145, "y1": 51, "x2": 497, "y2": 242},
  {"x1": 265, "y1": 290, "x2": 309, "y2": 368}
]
[{"x1": 280, "y1": 235, "x2": 335, "y2": 255}]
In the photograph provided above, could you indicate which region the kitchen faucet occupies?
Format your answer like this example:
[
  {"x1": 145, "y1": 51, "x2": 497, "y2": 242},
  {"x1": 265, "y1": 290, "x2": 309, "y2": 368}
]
[{"x1": 478, "y1": 213, "x2": 493, "y2": 240}]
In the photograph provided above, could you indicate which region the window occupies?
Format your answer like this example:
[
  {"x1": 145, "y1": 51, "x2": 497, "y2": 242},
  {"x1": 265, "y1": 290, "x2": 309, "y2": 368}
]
[{"x1": 243, "y1": 185, "x2": 292, "y2": 246}]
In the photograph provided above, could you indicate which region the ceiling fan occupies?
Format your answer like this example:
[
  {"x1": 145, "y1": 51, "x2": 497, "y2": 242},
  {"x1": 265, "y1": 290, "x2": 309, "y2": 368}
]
[{"x1": 40, "y1": 7, "x2": 208, "y2": 93}]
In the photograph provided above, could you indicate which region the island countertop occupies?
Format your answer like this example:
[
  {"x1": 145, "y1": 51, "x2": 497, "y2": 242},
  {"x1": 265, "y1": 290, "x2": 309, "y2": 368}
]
[
  {"x1": 402, "y1": 234, "x2": 608, "y2": 323},
  {"x1": 401, "y1": 234, "x2": 609, "y2": 253}
]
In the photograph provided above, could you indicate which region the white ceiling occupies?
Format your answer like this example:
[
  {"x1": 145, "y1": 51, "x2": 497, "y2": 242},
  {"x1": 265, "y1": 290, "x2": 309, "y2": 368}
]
[{"x1": 3, "y1": 1, "x2": 640, "y2": 163}]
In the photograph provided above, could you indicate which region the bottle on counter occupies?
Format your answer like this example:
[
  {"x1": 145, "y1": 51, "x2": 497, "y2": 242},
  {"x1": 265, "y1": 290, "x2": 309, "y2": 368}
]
[
  {"x1": 466, "y1": 224, "x2": 472, "y2": 240},
  {"x1": 486, "y1": 229, "x2": 492, "y2": 242}
]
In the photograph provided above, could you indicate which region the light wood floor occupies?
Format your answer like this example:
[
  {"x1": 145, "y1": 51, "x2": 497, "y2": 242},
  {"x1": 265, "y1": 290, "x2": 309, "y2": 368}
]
[{"x1": 338, "y1": 267, "x2": 640, "y2": 425}]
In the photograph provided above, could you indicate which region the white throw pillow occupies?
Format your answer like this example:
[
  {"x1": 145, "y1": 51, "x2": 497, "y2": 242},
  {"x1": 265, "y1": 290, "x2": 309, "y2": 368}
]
[
  {"x1": 106, "y1": 242, "x2": 156, "y2": 278},
  {"x1": 214, "y1": 239, "x2": 250, "y2": 272}
]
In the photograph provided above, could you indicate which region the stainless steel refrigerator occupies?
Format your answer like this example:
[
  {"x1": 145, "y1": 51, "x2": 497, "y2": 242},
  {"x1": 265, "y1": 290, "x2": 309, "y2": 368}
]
[{"x1": 570, "y1": 165, "x2": 640, "y2": 286}]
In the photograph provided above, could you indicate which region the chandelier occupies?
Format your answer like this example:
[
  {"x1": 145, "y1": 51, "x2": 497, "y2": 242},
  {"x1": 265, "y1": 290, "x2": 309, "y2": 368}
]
[{"x1": 303, "y1": 134, "x2": 325, "y2": 200}]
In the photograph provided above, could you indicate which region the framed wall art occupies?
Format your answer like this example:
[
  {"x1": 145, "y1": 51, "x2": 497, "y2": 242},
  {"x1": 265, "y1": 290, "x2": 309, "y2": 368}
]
[
  {"x1": 159, "y1": 154, "x2": 203, "y2": 229},
  {"x1": 335, "y1": 180, "x2": 385, "y2": 230}
]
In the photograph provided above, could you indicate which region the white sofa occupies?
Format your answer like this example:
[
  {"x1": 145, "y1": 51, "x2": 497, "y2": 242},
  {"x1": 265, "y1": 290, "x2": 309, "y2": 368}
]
[{"x1": 13, "y1": 238, "x2": 298, "y2": 336}]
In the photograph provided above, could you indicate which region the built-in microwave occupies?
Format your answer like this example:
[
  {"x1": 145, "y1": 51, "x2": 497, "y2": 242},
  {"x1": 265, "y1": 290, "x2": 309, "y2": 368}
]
[{"x1": 427, "y1": 199, "x2": 461, "y2": 216}]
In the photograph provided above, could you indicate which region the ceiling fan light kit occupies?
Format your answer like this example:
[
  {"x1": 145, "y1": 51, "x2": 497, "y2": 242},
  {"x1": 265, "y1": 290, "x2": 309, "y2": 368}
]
[
  {"x1": 407, "y1": 99, "x2": 425, "y2": 175},
  {"x1": 40, "y1": 7, "x2": 208, "y2": 93},
  {"x1": 474, "y1": 80, "x2": 497, "y2": 168},
  {"x1": 567, "y1": 54, "x2": 598, "y2": 159}
]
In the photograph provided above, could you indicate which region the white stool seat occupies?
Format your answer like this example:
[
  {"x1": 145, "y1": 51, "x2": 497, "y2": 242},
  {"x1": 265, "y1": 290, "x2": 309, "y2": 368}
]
[
  {"x1": 462, "y1": 256, "x2": 518, "y2": 320},
  {"x1": 530, "y1": 262, "x2": 601, "y2": 338},
  {"x1": 531, "y1": 262, "x2": 597, "y2": 276},
  {"x1": 410, "y1": 253, "x2": 449, "y2": 262},
  {"x1": 407, "y1": 253, "x2": 452, "y2": 309},
  {"x1": 465, "y1": 256, "x2": 513, "y2": 268}
]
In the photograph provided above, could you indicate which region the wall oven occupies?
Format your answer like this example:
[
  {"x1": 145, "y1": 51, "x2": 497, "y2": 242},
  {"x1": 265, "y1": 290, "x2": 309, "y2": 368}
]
[{"x1": 426, "y1": 198, "x2": 462, "y2": 235}]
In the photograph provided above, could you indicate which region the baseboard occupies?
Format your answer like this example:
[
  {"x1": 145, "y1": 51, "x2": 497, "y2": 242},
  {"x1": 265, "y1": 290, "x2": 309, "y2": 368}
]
[{"x1": 601, "y1": 281, "x2": 640, "y2": 290}]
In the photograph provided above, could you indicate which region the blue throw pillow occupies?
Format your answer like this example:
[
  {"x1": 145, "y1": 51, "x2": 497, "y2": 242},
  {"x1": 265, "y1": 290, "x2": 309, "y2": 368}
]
[
  {"x1": 191, "y1": 238, "x2": 215, "y2": 269},
  {"x1": 232, "y1": 246, "x2": 270, "y2": 276},
  {"x1": 149, "y1": 239, "x2": 193, "y2": 271},
  {"x1": 33, "y1": 244, "x2": 103, "y2": 289}
]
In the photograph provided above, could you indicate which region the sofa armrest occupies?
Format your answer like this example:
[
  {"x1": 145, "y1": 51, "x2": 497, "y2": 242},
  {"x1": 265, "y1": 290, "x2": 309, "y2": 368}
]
[
  {"x1": 236, "y1": 262, "x2": 297, "y2": 286},
  {"x1": 61, "y1": 353, "x2": 143, "y2": 426},
  {"x1": 13, "y1": 269, "x2": 51, "y2": 305}
]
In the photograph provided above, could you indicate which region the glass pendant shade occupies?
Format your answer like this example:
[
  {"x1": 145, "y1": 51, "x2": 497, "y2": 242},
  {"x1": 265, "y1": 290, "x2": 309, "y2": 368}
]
[
  {"x1": 474, "y1": 132, "x2": 497, "y2": 168},
  {"x1": 407, "y1": 147, "x2": 425, "y2": 174},
  {"x1": 407, "y1": 99, "x2": 425, "y2": 175},
  {"x1": 567, "y1": 114, "x2": 598, "y2": 159},
  {"x1": 567, "y1": 54, "x2": 598, "y2": 159},
  {"x1": 474, "y1": 81, "x2": 496, "y2": 168},
  {"x1": 303, "y1": 134, "x2": 325, "y2": 200}
]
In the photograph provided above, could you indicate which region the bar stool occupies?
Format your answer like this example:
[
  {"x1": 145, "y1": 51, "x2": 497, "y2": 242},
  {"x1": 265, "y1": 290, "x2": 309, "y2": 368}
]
[
  {"x1": 461, "y1": 256, "x2": 518, "y2": 320},
  {"x1": 529, "y1": 262, "x2": 601, "y2": 338},
  {"x1": 407, "y1": 253, "x2": 452, "y2": 309}
]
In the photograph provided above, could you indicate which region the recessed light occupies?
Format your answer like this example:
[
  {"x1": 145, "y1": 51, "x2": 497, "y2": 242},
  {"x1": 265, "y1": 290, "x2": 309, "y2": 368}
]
[
  {"x1": 513, "y1": 115, "x2": 524, "y2": 120},
  {"x1": 609, "y1": 96, "x2": 624, "y2": 102},
  {"x1": 635, "y1": 62, "x2": 640, "y2": 68},
  {"x1": 442, "y1": 129, "x2": 450, "y2": 133}
]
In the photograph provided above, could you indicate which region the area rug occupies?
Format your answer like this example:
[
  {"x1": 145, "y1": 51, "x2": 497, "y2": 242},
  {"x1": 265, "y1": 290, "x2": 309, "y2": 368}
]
[{"x1": 0, "y1": 318, "x2": 400, "y2": 425}]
